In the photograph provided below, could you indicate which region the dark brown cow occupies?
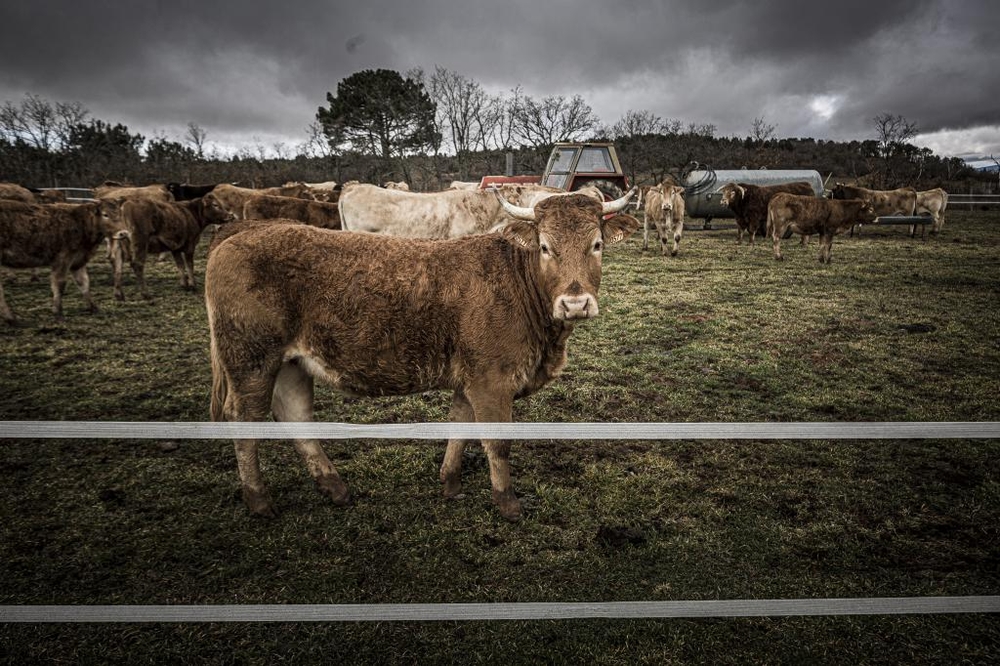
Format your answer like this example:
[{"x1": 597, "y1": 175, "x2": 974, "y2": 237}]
[
  {"x1": 113, "y1": 194, "x2": 232, "y2": 299},
  {"x1": 767, "y1": 193, "x2": 876, "y2": 263},
  {"x1": 206, "y1": 190, "x2": 639, "y2": 520},
  {"x1": 0, "y1": 199, "x2": 127, "y2": 323},
  {"x1": 719, "y1": 181, "x2": 816, "y2": 245},
  {"x1": 166, "y1": 182, "x2": 220, "y2": 201},
  {"x1": 242, "y1": 194, "x2": 341, "y2": 229}
]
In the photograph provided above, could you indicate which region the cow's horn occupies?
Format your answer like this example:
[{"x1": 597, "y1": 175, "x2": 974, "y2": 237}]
[
  {"x1": 492, "y1": 187, "x2": 536, "y2": 221},
  {"x1": 601, "y1": 187, "x2": 637, "y2": 215}
]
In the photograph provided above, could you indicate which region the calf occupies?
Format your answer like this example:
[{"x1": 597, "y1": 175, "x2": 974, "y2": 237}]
[
  {"x1": 642, "y1": 182, "x2": 686, "y2": 256},
  {"x1": 206, "y1": 190, "x2": 639, "y2": 520},
  {"x1": 719, "y1": 181, "x2": 816, "y2": 245},
  {"x1": 0, "y1": 199, "x2": 127, "y2": 323},
  {"x1": 242, "y1": 194, "x2": 341, "y2": 229},
  {"x1": 767, "y1": 193, "x2": 876, "y2": 263},
  {"x1": 113, "y1": 194, "x2": 232, "y2": 299}
]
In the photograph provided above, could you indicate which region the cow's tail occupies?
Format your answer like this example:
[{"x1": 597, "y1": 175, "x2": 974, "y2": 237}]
[{"x1": 208, "y1": 308, "x2": 228, "y2": 423}]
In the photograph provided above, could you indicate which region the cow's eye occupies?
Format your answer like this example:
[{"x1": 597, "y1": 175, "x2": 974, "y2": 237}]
[
  {"x1": 593, "y1": 240, "x2": 604, "y2": 253},
  {"x1": 540, "y1": 243, "x2": 551, "y2": 256}
]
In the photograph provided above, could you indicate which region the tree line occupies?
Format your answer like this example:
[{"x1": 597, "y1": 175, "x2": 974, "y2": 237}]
[{"x1": 1, "y1": 69, "x2": 992, "y2": 194}]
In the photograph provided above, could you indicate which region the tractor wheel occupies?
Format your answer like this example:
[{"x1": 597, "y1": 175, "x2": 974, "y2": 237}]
[{"x1": 575, "y1": 179, "x2": 624, "y2": 202}]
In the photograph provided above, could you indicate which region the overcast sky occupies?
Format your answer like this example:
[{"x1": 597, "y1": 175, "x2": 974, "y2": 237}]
[{"x1": 1, "y1": 0, "x2": 997, "y2": 160}]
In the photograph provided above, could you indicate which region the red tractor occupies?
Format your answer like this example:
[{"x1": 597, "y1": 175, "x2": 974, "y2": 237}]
[{"x1": 480, "y1": 142, "x2": 630, "y2": 200}]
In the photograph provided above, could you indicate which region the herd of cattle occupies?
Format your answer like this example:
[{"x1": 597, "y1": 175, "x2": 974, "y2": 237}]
[
  {"x1": 642, "y1": 179, "x2": 949, "y2": 263},
  {"x1": 0, "y1": 174, "x2": 953, "y2": 518},
  {"x1": 0, "y1": 175, "x2": 952, "y2": 323}
]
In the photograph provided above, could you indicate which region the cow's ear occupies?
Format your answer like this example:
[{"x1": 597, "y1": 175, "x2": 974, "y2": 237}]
[
  {"x1": 601, "y1": 214, "x2": 641, "y2": 245},
  {"x1": 501, "y1": 220, "x2": 539, "y2": 249}
]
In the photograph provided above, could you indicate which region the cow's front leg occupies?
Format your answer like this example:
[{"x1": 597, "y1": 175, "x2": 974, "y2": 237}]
[
  {"x1": 466, "y1": 387, "x2": 520, "y2": 521},
  {"x1": 440, "y1": 390, "x2": 474, "y2": 498},
  {"x1": 70, "y1": 266, "x2": 97, "y2": 313},
  {"x1": 49, "y1": 266, "x2": 68, "y2": 320},
  {"x1": 772, "y1": 229, "x2": 784, "y2": 261}
]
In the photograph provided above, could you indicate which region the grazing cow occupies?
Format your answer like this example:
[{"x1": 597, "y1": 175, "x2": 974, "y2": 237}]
[
  {"x1": 915, "y1": 187, "x2": 948, "y2": 233},
  {"x1": 0, "y1": 183, "x2": 38, "y2": 203},
  {"x1": 242, "y1": 194, "x2": 341, "y2": 229},
  {"x1": 719, "y1": 181, "x2": 816, "y2": 245},
  {"x1": 383, "y1": 181, "x2": 410, "y2": 191},
  {"x1": 338, "y1": 183, "x2": 602, "y2": 238},
  {"x1": 831, "y1": 183, "x2": 918, "y2": 235},
  {"x1": 166, "y1": 182, "x2": 220, "y2": 201},
  {"x1": 767, "y1": 193, "x2": 876, "y2": 263},
  {"x1": 292, "y1": 181, "x2": 339, "y2": 202},
  {"x1": 112, "y1": 194, "x2": 232, "y2": 299},
  {"x1": 0, "y1": 199, "x2": 127, "y2": 323},
  {"x1": 94, "y1": 183, "x2": 174, "y2": 202},
  {"x1": 642, "y1": 182, "x2": 686, "y2": 256},
  {"x1": 206, "y1": 190, "x2": 639, "y2": 520}
]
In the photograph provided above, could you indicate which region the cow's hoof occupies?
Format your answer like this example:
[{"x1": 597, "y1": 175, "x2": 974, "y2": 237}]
[
  {"x1": 243, "y1": 488, "x2": 278, "y2": 518},
  {"x1": 492, "y1": 489, "x2": 522, "y2": 522},
  {"x1": 316, "y1": 474, "x2": 351, "y2": 506},
  {"x1": 441, "y1": 475, "x2": 463, "y2": 498}
]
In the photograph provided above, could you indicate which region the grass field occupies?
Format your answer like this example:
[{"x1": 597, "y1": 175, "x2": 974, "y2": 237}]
[{"x1": 1, "y1": 210, "x2": 999, "y2": 664}]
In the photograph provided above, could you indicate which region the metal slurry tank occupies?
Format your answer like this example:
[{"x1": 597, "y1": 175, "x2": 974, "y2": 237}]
[{"x1": 682, "y1": 167, "x2": 825, "y2": 220}]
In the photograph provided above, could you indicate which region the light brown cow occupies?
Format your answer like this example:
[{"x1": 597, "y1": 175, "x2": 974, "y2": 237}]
[
  {"x1": 768, "y1": 193, "x2": 876, "y2": 263},
  {"x1": 643, "y1": 182, "x2": 686, "y2": 256},
  {"x1": 0, "y1": 183, "x2": 38, "y2": 203},
  {"x1": 112, "y1": 194, "x2": 232, "y2": 299},
  {"x1": 206, "y1": 190, "x2": 639, "y2": 520},
  {"x1": 0, "y1": 199, "x2": 127, "y2": 323},
  {"x1": 210, "y1": 183, "x2": 315, "y2": 218},
  {"x1": 242, "y1": 194, "x2": 341, "y2": 229},
  {"x1": 94, "y1": 183, "x2": 174, "y2": 203},
  {"x1": 915, "y1": 188, "x2": 948, "y2": 233}
]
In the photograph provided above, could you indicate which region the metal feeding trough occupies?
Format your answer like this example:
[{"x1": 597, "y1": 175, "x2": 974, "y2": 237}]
[{"x1": 872, "y1": 215, "x2": 931, "y2": 226}]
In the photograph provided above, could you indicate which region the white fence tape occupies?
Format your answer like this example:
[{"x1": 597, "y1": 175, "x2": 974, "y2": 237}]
[
  {"x1": 1, "y1": 421, "x2": 999, "y2": 440},
  {"x1": 3, "y1": 421, "x2": 997, "y2": 624},
  {"x1": 2, "y1": 597, "x2": 998, "y2": 623}
]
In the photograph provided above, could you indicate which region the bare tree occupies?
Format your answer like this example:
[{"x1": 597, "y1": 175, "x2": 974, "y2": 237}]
[
  {"x1": 609, "y1": 109, "x2": 670, "y2": 139},
  {"x1": 511, "y1": 93, "x2": 600, "y2": 148},
  {"x1": 873, "y1": 112, "x2": 918, "y2": 158},
  {"x1": 750, "y1": 116, "x2": 776, "y2": 143},
  {"x1": 185, "y1": 122, "x2": 208, "y2": 158},
  {"x1": 428, "y1": 67, "x2": 491, "y2": 155},
  {"x1": 0, "y1": 93, "x2": 88, "y2": 151}
]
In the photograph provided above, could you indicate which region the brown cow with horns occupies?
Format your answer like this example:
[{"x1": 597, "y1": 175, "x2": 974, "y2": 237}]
[{"x1": 206, "y1": 189, "x2": 640, "y2": 520}]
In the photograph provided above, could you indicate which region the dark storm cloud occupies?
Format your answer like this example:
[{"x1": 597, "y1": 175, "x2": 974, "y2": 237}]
[{"x1": 0, "y1": 1, "x2": 996, "y2": 156}]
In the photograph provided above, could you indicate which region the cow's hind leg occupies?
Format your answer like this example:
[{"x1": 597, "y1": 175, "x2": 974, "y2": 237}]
[
  {"x1": 440, "y1": 389, "x2": 474, "y2": 498},
  {"x1": 224, "y1": 364, "x2": 282, "y2": 517},
  {"x1": 271, "y1": 359, "x2": 350, "y2": 506}
]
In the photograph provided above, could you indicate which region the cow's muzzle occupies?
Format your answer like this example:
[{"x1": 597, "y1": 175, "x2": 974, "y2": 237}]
[
  {"x1": 112, "y1": 230, "x2": 131, "y2": 240},
  {"x1": 554, "y1": 294, "x2": 598, "y2": 320}
]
